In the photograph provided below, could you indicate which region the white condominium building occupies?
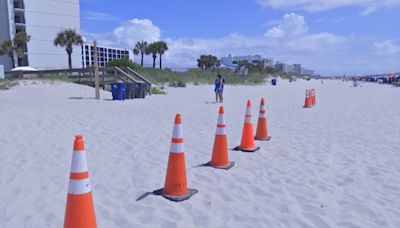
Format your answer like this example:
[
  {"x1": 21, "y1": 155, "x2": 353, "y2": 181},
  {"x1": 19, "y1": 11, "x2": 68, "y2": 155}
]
[
  {"x1": 81, "y1": 43, "x2": 131, "y2": 68},
  {"x1": 0, "y1": 0, "x2": 81, "y2": 71}
]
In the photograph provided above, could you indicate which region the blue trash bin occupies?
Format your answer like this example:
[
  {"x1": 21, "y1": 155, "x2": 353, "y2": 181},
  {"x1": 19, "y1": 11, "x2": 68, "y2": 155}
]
[
  {"x1": 271, "y1": 79, "x2": 277, "y2": 86},
  {"x1": 110, "y1": 82, "x2": 126, "y2": 100}
]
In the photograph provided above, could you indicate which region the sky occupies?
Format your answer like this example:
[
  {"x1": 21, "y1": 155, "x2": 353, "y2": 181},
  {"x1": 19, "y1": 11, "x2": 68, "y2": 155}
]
[{"x1": 80, "y1": 0, "x2": 400, "y2": 76}]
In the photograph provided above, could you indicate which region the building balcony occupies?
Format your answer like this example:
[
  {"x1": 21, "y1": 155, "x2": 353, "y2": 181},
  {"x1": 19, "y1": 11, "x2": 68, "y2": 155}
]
[
  {"x1": 15, "y1": 17, "x2": 26, "y2": 24},
  {"x1": 14, "y1": 1, "x2": 25, "y2": 9},
  {"x1": 15, "y1": 22, "x2": 26, "y2": 27}
]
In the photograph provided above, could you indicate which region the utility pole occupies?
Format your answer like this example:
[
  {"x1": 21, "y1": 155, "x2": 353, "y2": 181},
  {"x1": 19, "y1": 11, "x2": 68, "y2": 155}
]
[{"x1": 93, "y1": 40, "x2": 100, "y2": 100}]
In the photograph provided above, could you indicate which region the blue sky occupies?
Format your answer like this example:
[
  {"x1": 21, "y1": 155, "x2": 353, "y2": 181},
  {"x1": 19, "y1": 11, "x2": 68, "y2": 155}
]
[{"x1": 80, "y1": 0, "x2": 400, "y2": 75}]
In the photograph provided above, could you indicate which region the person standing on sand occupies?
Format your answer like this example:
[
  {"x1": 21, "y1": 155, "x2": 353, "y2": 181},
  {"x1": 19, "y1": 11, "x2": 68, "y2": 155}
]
[{"x1": 214, "y1": 74, "x2": 225, "y2": 103}]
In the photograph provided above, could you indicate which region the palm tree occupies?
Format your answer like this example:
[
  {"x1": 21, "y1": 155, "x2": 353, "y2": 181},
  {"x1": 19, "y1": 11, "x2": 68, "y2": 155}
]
[
  {"x1": 0, "y1": 32, "x2": 31, "y2": 68},
  {"x1": 156, "y1": 41, "x2": 168, "y2": 69},
  {"x1": 147, "y1": 42, "x2": 158, "y2": 68},
  {"x1": 14, "y1": 32, "x2": 31, "y2": 66},
  {"x1": 197, "y1": 54, "x2": 219, "y2": 71},
  {"x1": 54, "y1": 29, "x2": 83, "y2": 69},
  {"x1": 133, "y1": 41, "x2": 148, "y2": 67},
  {"x1": 0, "y1": 40, "x2": 15, "y2": 68}
]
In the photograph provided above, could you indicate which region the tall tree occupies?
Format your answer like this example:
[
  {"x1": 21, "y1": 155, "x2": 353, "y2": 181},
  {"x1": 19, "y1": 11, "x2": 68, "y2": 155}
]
[
  {"x1": 54, "y1": 29, "x2": 83, "y2": 69},
  {"x1": 133, "y1": 41, "x2": 148, "y2": 67},
  {"x1": 0, "y1": 40, "x2": 15, "y2": 68},
  {"x1": 0, "y1": 32, "x2": 31, "y2": 68},
  {"x1": 197, "y1": 54, "x2": 219, "y2": 71},
  {"x1": 147, "y1": 42, "x2": 158, "y2": 68},
  {"x1": 13, "y1": 32, "x2": 31, "y2": 66},
  {"x1": 156, "y1": 41, "x2": 168, "y2": 69}
]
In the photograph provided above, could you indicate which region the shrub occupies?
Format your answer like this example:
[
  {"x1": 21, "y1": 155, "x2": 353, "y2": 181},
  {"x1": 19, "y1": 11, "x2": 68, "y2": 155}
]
[
  {"x1": 107, "y1": 58, "x2": 141, "y2": 70},
  {"x1": 168, "y1": 81, "x2": 186, "y2": 87},
  {"x1": 151, "y1": 87, "x2": 166, "y2": 95}
]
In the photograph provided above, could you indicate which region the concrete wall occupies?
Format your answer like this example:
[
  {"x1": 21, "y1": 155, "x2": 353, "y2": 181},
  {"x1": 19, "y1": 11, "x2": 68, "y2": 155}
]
[{"x1": 24, "y1": 0, "x2": 81, "y2": 69}]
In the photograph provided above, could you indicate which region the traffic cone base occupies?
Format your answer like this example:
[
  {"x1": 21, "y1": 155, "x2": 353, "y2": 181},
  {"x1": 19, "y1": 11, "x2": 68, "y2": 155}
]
[
  {"x1": 205, "y1": 161, "x2": 235, "y2": 170},
  {"x1": 233, "y1": 145, "x2": 260, "y2": 153},
  {"x1": 255, "y1": 136, "x2": 271, "y2": 141},
  {"x1": 153, "y1": 188, "x2": 198, "y2": 202}
]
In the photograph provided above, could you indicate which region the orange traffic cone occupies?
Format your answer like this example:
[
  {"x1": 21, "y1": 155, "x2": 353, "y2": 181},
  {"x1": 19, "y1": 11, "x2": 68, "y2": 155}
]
[
  {"x1": 155, "y1": 114, "x2": 197, "y2": 202},
  {"x1": 64, "y1": 135, "x2": 96, "y2": 228},
  {"x1": 312, "y1": 89, "x2": 316, "y2": 106},
  {"x1": 304, "y1": 89, "x2": 311, "y2": 108},
  {"x1": 206, "y1": 106, "x2": 235, "y2": 169},
  {"x1": 255, "y1": 98, "x2": 271, "y2": 141},
  {"x1": 234, "y1": 100, "x2": 260, "y2": 152}
]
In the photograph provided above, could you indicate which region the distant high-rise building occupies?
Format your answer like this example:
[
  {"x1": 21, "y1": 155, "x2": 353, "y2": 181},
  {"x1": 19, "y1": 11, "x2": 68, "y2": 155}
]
[
  {"x1": 274, "y1": 62, "x2": 294, "y2": 73},
  {"x1": 275, "y1": 62, "x2": 314, "y2": 75},
  {"x1": 0, "y1": 0, "x2": 81, "y2": 71},
  {"x1": 81, "y1": 43, "x2": 131, "y2": 68},
  {"x1": 293, "y1": 64, "x2": 302, "y2": 74},
  {"x1": 220, "y1": 54, "x2": 273, "y2": 68}
]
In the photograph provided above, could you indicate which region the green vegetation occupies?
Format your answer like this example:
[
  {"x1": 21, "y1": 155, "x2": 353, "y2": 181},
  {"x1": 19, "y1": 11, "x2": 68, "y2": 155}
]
[
  {"x1": 107, "y1": 58, "x2": 141, "y2": 69},
  {"x1": 133, "y1": 40, "x2": 169, "y2": 69},
  {"x1": 151, "y1": 86, "x2": 167, "y2": 94},
  {"x1": 54, "y1": 29, "x2": 83, "y2": 69},
  {"x1": 197, "y1": 55, "x2": 220, "y2": 71},
  {"x1": 0, "y1": 32, "x2": 31, "y2": 68},
  {"x1": 168, "y1": 81, "x2": 186, "y2": 87},
  {"x1": 133, "y1": 66, "x2": 269, "y2": 85},
  {"x1": 107, "y1": 58, "x2": 274, "y2": 85}
]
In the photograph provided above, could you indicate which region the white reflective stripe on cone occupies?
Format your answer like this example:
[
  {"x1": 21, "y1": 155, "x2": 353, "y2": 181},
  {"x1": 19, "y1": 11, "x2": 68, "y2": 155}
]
[
  {"x1": 260, "y1": 105, "x2": 265, "y2": 111},
  {"x1": 172, "y1": 124, "x2": 183, "y2": 138},
  {"x1": 216, "y1": 127, "x2": 226, "y2": 135},
  {"x1": 246, "y1": 108, "x2": 251, "y2": 115},
  {"x1": 217, "y1": 114, "x2": 225, "y2": 124},
  {"x1": 68, "y1": 178, "x2": 91, "y2": 195},
  {"x1": 170, "y1": 142, "x2": 184, "y2": 153},
  {"x1": 259, "y1": 112, "x2": 266, "y2": 118},
  {"x1": 245, "y1": 117, "x2": 252, "y2": 123},
  {"x1": 70, "y1": 151, "x2": 88, "y2": 173}
]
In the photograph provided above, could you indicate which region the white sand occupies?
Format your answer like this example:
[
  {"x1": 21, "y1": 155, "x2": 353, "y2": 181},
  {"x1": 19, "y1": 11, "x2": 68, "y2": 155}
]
[{"x1": 1, "y1": 79, "x2": 400, "y2": 228}]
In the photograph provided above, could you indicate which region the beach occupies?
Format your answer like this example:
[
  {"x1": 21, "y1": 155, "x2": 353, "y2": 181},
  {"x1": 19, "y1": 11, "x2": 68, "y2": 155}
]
[{"x1": 0, "y1": 79, "x2": 399, "y2": 228}]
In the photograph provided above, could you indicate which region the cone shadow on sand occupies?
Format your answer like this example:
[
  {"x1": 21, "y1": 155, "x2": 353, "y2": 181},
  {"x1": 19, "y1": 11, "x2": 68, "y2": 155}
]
[
  {"x1": 198, "y1": 106, "x2": 235, "y2": 170},
  {"x1": 137, "y1": 114, "x2": 197, "y2": 202},
  {"x1": 233, "y1": 100, "x2": 260, "y2": 152}
]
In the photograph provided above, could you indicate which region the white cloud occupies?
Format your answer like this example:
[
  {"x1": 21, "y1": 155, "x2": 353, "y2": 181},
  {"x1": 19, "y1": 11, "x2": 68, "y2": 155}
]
[
  {"x1": 285, "y1": 33, "x2": 346, "y2": 51},
  {"x1": 264, "y1": 13, "x2": 307, "y2": 38},
  {"x1": 84, "y1": 17, "x2": 399, "y2": 75},
  {"x1": 265, "y1": 27, "x2": 286, "y2": 38},
  {"x1": 257, "y1": 0, "x2": 400, "y2": 14},
  {"x1": 82, "y1": 11, "x2": 119, "y2": 21},
  {"x1": 374, "y1": 40, "x2": 400, "y2": 54},
  {"x1": 113, "y1": 19, "x2": 161, "y2": 48}
]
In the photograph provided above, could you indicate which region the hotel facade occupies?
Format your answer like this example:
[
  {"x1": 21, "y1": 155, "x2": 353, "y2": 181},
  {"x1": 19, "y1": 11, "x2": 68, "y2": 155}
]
[{"x1": 0, "y1": 0, "x2": 131, "y2": 71}]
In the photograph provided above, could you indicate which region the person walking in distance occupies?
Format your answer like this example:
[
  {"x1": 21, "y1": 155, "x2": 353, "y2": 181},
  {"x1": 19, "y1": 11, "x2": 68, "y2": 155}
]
[{"x1": 214, "y1": 74, "x2": 225, "y2": 103}]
